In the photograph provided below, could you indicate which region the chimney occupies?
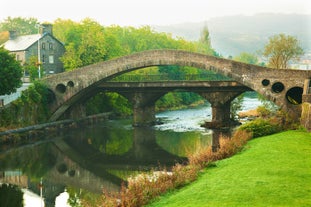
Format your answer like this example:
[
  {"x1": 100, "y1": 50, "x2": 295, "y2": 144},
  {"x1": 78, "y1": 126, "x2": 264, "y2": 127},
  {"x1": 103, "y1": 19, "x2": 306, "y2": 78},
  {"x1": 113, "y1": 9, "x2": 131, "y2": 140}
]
[
  {"x1": 9, "y1": 31, "x2": 18, "y2": 39},
  {"x1": 40, "y1": 24, "x2": 53, "y2": 35}
]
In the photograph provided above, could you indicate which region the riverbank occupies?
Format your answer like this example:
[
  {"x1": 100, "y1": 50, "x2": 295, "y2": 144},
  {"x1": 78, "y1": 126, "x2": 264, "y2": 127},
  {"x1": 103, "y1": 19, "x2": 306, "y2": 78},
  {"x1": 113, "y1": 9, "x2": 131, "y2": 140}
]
[
  {"x1": 0, "y1": 112, "x2": 112, "y2": 144},
  {"x1": 147, "y1": 130, "x2": 311, "y2": 207}
]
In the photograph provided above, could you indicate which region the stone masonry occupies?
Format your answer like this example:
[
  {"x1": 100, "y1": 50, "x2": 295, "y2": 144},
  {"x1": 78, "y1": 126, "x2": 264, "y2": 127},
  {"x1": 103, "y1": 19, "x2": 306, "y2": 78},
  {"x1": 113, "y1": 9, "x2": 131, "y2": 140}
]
[{"x1": 43, "y1": 49, "x2": 311, "y2": 126}]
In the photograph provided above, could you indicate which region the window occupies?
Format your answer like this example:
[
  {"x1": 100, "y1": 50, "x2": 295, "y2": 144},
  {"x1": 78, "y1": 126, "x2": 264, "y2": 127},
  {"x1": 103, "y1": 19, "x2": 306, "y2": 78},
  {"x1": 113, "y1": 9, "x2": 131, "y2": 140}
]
[
  {"x1": 42, "y1": 43, "x2": 45, "y2": 49},
  {"x1": 42, "y1": 55, "x2": 45, "y2": 63},
  {"x1": 49, "y1": 43, "x2": 53, "y2": 50},
  {"x1": 49, "y1": 55, "x2": 54, "y2": 64}
]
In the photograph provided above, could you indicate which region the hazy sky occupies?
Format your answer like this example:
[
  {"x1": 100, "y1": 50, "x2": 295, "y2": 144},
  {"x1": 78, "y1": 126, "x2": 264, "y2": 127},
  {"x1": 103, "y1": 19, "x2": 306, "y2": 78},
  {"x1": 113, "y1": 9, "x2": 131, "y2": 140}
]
[{"x1": 1, "y1": 0, "x2": 310, "y2": 26}]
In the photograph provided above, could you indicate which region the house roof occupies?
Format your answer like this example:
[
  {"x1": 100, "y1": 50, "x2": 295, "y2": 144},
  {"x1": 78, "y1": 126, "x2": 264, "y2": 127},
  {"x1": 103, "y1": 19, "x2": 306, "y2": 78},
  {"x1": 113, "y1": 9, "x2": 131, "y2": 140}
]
[{"x1": 2, "y1": 34, "x2": 41, "y2": 51}]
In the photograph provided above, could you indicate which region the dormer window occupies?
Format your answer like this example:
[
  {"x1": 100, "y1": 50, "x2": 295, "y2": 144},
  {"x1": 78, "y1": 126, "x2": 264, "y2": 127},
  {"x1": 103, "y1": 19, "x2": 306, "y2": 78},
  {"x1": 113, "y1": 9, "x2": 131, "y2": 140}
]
[
  {"x1": 42, "y1": 43, "x2": 45, "y2": 49},
  {"x1": 49, "y1": 43, "x2": 53, "y2": 50}
]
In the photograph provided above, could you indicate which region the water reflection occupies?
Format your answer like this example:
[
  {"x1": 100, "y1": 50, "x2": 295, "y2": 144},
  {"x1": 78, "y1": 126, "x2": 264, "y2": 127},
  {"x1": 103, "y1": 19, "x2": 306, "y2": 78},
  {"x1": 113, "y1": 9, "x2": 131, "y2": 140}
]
[
  {"x1": 156, "y1": 130, "x2": 212, "y2": 157},
  {"x1": 0, "y1": 119, "x2": 213, "y2": 206},
  {"x1": 0, "y1": 95, "x2": 262, "y2": 206}
]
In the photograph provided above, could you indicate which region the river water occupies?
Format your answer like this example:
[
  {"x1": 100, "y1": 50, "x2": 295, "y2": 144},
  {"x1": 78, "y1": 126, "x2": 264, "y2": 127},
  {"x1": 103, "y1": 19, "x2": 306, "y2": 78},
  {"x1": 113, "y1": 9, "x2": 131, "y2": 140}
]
[{"x1": 0, "y1": 95, "x2": 261, "y2": 207}]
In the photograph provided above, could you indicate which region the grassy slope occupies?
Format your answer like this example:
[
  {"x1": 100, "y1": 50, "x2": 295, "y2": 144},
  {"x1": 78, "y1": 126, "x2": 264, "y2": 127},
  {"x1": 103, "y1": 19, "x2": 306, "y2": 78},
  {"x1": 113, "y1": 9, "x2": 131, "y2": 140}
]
[{"x1": 147, "y1": 130, "x2": 311, "y2": 207}]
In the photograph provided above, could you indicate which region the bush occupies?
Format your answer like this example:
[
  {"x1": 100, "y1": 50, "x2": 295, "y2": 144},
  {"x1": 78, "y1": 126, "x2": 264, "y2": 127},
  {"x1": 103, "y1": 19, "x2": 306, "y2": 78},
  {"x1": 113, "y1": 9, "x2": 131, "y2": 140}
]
[
  {"x1": 238, "y1": 118, "x2": 281, "y2": 138},
  {"x1": 0, "y1": 81, "x2": 50, "y2": 128},
  {"x1": 256, "y1": 106, "x2": 270, "y2": 117}
]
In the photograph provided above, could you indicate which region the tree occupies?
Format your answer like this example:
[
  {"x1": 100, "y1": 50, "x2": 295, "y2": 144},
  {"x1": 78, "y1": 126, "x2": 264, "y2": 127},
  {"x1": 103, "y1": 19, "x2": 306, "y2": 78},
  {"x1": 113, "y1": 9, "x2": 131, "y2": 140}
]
[
  {"x1": 0, "y1": 184, "x2": 23, "y2": 207},
  {"x1": 0, "y1": 31, "x2": 9, "y2": 45},
  {"x1": 0, "y1": 47, "x2": 23, "y2": 95},
  {"x1": 263, "y1": 34, "x2": 304, "y2": 69},
  {"x1": 55, "y1": 18, "x2": 108, "y2": 70},
  {"x1": 0, "y1": 16, "x2": 39, "y2": 35},
  {"x1": 197, "y1": 26, "x2": 217, "y2": 56},
  {"x1": 23, "y1": 56, "x2": 44, "y2": 81},
  {"x1": 199, "y1": 26, "x2": 211, "y2": 48},
  {"x1": 230, "y1": 94, "x2": 244, "y2": 120},
  {"x1": 233, "y1": 52, "x2": 258, "y2": 64}
]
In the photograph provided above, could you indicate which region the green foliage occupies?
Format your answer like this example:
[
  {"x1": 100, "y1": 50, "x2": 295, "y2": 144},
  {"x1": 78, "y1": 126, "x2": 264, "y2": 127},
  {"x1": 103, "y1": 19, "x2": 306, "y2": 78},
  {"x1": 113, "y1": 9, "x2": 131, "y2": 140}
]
[
  {"x1": 86, "y1": 92, "x2": 132, "y2": 116},
  {"x1": 0, "y1": 143, "x2": 56, "y2": 179},
  {"x1": 0, "y1": 47, "x2": 23, "y2": 95},
  {"x1": 156, "y1": 130, "x2": 210, "y2": 157},
  {"x1": 0, "y1": 16, "x2": 39, "y2": 35},
  {"x1": 60, "y1": 42, "x2": 83, "y2": 70},
  {"x1": 88, "y1": 127, "x2": 133, "y2": 155},
  {"x1": 256, "y1": 105, "x2": 270, "y2": 117},
  {"x1": 230, "y1": 93, "x2": 244, "y2": 120},
  {"x1": 0, "y1": 17, "x2": 221, "y2": 118},
  {"x1": 233, "y1": 52, "x2": 258, "y2": 64},
  {"x1": 105, "y1": 93, "x2": 132, "y2": 116},
  {"x1": 23, "y1": 56, "x2": 44, "y2": 81},
  {"x1": 53, "y1": 18, "x2": 217, "y2": 70},
  {"x1": 0, "y1": 81, "x2": 50, "y2": 127},
  {"x1": 197, "y1": 26, "x2": 217, "y2": 55},
  {"x1": 263, "y1": 33, "x2": 304, "y2": 69},
  {"x1": 52, "y1": 18, "x2": 219, "y2": 113},
  {"x1": 67, "y1": 186, "x2": 101, "y2": 207},
  {"x1": 156, "y1": 92, "x2": 203, "y2": 111},
  {"x1": 199, "y1": 26, "x2": 211, "y2": 47},
  {"x1": 238, "y1": 118, "x2": 281, "y2": 138},
  {"x1": 258, "y1": 93, "x2": 279, "y2": 112},
  {"x1": 56, "y1": 18, "x2": 108, "y2": 70},
  {"x1": 0, "y1": 184, "x2": 23, "y2": 207}
]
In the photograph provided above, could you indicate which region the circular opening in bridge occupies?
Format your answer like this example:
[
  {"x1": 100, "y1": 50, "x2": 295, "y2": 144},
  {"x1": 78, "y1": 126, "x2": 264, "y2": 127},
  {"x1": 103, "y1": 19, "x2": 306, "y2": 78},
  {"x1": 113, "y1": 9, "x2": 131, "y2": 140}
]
[
  {"x1": 286, "y1": 87, "x2": 303, "y2": 105},
  {"x1": 67, "y1": 81, "x2": 74, "y2": 87},
  {"x1": 56, "y1": 83, "x2": 66, "y2": 93},
  {"x1": 262, "y1": 79, "x2": 270, "y2": 86},
  {"x1": 57, "y1": 163, "x2": 68, "y2": 174},
  {"x1": 272, "y1": 82, "x2": 285, "y2": 93}
]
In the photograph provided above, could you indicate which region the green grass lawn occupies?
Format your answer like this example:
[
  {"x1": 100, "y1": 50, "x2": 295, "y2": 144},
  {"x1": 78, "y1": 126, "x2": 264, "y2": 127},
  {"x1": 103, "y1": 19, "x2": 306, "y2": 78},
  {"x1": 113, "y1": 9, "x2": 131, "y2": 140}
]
[{"x1": 147, "y1": 130, "x2": 311, "y2": 207}]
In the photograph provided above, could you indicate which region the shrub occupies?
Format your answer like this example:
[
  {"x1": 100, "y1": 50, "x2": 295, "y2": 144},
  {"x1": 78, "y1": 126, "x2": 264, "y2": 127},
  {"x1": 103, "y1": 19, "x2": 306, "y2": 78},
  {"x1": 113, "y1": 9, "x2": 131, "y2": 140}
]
[
  {"x1": 256, "y1": 105, "x2": 270, "y2": 117},
  {"x1": 189, "y1": 130, "x2": 251, "y2": 167},
  {"x1": 0, "y1": 81, "x2": 50, "y2": 128},
  {"x1": 238, "y1": 118, "x2": 281, "y2": 138}
]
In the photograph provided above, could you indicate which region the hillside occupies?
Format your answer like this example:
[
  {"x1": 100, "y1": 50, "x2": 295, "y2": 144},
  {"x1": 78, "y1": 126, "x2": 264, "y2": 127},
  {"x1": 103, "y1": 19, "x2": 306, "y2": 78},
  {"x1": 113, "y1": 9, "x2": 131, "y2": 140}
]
[{"x1": 154, "y1": 14, "x2": 311, "y2": 57}]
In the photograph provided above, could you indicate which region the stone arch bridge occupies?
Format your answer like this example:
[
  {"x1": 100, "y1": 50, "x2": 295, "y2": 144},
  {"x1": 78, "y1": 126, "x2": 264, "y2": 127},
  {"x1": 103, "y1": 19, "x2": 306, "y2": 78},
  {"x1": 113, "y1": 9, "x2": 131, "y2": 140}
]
[{"x1": 43, "y1": 50, "x2": 311, "y2": 126}]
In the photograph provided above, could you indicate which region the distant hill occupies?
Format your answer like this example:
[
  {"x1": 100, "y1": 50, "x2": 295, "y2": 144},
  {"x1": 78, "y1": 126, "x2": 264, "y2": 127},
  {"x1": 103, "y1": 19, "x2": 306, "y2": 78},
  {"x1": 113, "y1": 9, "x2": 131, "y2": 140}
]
[{"x1": 153, "y1": 14, "x2": 311, "y2": 57}]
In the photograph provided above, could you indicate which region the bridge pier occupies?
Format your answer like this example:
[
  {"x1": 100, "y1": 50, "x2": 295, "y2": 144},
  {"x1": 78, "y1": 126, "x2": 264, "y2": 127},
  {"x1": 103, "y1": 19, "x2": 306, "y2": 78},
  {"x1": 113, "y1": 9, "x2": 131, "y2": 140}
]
[
  {"x1": 121, "y1": 91, "x2": 165, "y2": 127},
  {"x1": 200, "y1": 91, "x2": 242, "y2": 128},
  {"x1": 64, "y1": 102, "x2": 87, "y2": 120},
  {"x1": 133, "y1": 104, "x2": 156, "y2": 127}
]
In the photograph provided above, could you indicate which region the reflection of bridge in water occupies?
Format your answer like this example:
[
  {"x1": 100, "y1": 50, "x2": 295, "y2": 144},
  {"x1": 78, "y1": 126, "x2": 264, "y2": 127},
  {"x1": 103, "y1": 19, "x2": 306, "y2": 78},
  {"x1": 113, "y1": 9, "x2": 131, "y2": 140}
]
[
  {"x1": 0, "y1": 140, "x2": 120, "y2": 207},
  {"x1": 65, "y1": 127, "x2": 187, "y2": 168},
  {"x1": 0, "y1": 124, "x2": 225, "y2": 206}
]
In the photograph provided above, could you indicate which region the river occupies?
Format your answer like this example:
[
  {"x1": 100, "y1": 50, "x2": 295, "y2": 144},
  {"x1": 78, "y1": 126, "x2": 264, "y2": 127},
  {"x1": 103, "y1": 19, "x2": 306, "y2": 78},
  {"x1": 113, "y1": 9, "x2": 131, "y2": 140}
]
[{"x1": 0, "y1": 95, "x2": 261, "y2": 207}]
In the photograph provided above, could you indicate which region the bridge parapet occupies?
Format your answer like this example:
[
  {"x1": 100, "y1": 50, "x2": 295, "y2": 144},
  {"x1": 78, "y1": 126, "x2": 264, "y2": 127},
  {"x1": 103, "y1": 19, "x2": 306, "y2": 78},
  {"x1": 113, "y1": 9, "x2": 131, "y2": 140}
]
[{"x1": 110, "y1": 73, "x2": 232, "y2": 82}]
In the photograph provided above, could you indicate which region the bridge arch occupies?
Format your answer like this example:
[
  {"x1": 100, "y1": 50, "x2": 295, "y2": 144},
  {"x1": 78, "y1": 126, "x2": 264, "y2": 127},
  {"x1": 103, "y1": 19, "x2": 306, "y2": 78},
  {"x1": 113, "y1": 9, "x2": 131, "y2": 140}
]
[{"x1": 44, "y1": 49, "x2": 311, "y2": 121}]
